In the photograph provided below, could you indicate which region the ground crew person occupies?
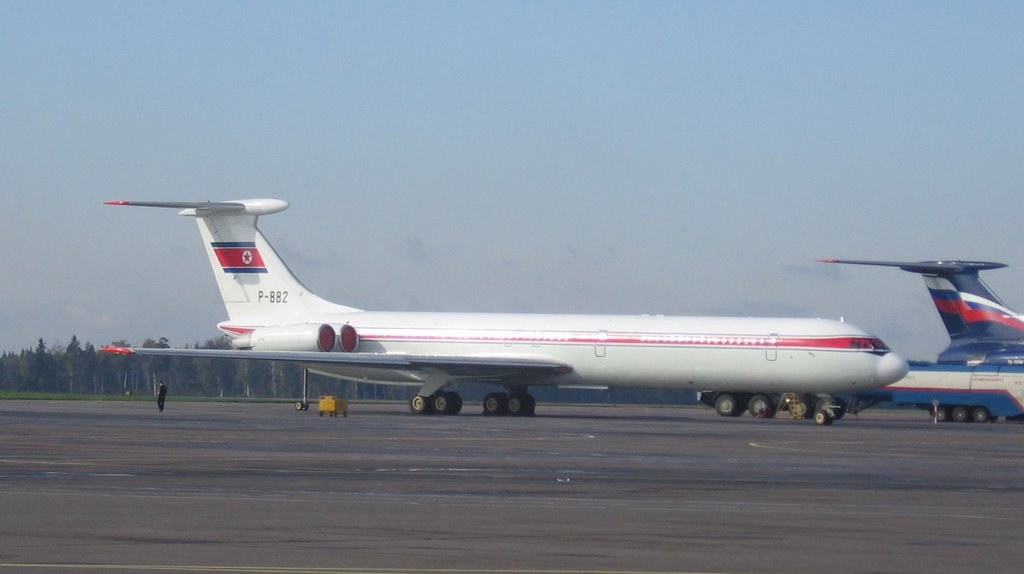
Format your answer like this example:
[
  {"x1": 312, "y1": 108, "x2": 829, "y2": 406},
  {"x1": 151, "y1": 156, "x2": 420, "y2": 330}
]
[{"x1": 157, "y1": 381, "x2": 167, "y2": 412}]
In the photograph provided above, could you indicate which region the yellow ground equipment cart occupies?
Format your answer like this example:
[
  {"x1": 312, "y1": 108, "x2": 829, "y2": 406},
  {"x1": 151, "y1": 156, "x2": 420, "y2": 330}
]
[{"x1": 318, "y1": 395, "x2": 348, "y2": 417}]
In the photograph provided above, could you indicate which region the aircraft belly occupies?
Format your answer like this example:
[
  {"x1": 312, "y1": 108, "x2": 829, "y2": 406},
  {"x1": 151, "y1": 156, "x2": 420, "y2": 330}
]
[
  {"x1": 303, "y1": 363, "x2": 424, "y2": 385},
  {"x1": 588, "y1": 347, "x2": 873, "y2": 392}
]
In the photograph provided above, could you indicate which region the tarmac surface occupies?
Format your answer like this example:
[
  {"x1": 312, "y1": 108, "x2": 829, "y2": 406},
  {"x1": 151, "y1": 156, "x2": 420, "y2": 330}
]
[{"x1": 0, "y1": 399, "x2": 1022, "y2": 574}]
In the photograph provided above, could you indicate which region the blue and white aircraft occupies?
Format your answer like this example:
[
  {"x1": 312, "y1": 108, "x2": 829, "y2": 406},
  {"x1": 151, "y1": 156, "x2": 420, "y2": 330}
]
[
  {"x1": 98, "y1": 199, "x2": 908, "y2": 424},
  {"x1": 823, "y1": 259, "x2": 1024, "y2": 421}
]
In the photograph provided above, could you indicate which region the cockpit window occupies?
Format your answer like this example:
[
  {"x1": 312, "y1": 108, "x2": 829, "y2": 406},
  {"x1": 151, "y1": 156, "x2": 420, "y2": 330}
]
[{"x1": 849, "y1": 337, "x2": 890, "y2": 352}]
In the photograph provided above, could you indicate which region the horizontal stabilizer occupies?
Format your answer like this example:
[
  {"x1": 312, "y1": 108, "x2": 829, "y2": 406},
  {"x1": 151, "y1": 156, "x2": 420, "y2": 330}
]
[
  {"x1": 820, "y1": 259, "x2": 1007, "y2": 276},
  {"x1": 105, "y1": 199, "x2": 288, "y2": 217}
]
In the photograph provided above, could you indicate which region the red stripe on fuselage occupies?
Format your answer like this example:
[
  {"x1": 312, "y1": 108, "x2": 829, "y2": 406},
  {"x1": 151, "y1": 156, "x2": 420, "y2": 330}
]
[
  {"x1": 355, "y1": 331, "x2": 881, "y2": 351},
  {"x1": 216, "y1": 323, "x2": 884, "y2": 353}
]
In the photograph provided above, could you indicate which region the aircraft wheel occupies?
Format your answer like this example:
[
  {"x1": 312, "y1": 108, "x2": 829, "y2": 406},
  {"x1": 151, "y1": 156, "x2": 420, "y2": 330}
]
[
  {"x1": 432, "y1": 393, "x2": 450, "y2": 414},
  {"x1": 433, "y1": 392, "x2": 462, "y2": 415},
  {"x1": 951, "y1": 405, "x2": 970, "y2": 423},
  {"x1": 483, "y1": 392, "x2": 508, "y2": 416},
  {"x1": 813, "y1": 410, "x2": 834, "y2": 426},
  {"x1": 295, "y1": 401, "x2": 305, "y2": 411},
  {"x1": 523, "y1": 393, "x2": 536, "y2": 416},
  {"x1": 747, "y1": 394, "x2": 775, "y2": 418},
  {"x1": 507, "y1": 394, "x2": 524, "y2": 416},
  {"x1": 933, "y1": 406, "x2": 949, "y2": 422},
  {"x1": 971, "y1": 406, "x2": 991, "y2": 424},
  {"x1": 447, "y1": 392, "x2": 463, "y2": 415},
  {"x1": 714, "y1": 393, "x2": 739, "y2": 417},
  {"x1": 507, "y1": 393, "x2": 535, "y2": 416},
  {"x1": 409, "y1": 394, "x2": 431, "y2": 415}
]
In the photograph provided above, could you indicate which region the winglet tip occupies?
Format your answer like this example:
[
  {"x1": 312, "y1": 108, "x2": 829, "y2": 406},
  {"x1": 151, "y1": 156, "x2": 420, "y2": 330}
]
[{"x1": 100, "y1": 346, "x2": 134, "y2": 355}]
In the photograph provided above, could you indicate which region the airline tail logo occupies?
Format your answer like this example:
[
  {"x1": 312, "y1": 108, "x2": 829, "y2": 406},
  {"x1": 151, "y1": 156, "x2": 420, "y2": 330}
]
[
  {"x1": 930, "y1": 288, "x2": 1024, "y2": 333},
  {"x1": 213, "y1": 242, "x2": 267, "y2": 274}
]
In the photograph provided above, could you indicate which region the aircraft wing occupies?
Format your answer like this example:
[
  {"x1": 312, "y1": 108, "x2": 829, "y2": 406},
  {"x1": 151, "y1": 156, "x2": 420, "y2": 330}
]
[{"x1": 101, "y1": 346, "x2": 573, "y2": 382}]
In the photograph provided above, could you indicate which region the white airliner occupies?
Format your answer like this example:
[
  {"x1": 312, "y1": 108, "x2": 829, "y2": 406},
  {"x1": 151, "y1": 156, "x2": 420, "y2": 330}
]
[{"x1": 102, "y1": 199, "x2": 907, "y2": 424}]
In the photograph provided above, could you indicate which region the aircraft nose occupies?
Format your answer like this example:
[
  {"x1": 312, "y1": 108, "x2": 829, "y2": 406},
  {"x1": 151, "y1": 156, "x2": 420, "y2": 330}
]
[{"x1": 876, "y1": 352, "x2": 909, "y2": 384}]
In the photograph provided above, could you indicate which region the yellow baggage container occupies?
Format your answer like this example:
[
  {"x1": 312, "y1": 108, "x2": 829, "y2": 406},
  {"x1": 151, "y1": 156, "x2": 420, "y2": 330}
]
[{"x1": 318, "y1": 395, "x2": 348, "y2": 417}]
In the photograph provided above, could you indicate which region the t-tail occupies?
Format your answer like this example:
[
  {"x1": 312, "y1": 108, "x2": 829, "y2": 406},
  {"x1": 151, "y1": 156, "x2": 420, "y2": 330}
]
[
  {"x1": 105, "y1": 200, "x2": 361, "y2": 337},
  {"x1": 821, "y1": 259, "x2": 1024, "y2": 364}
]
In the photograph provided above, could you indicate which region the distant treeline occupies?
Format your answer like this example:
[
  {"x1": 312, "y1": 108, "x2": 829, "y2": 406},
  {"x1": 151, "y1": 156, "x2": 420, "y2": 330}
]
[
  {"x1": 0, "y1": 336, "x2": 699, "y2": 405},
  {"x1": 0, "y1": 336, "x2": 309, "y2": 399}
]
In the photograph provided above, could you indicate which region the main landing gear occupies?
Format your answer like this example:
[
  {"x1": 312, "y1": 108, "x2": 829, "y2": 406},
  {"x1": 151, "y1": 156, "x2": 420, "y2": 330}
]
[
  {"x1": 407, "y1": 388, "x2": 537, "y2": 416},
  {"x1": 482, "y1": 391, "x2": 536, "y2": 416},
  {"x1": 701, "y1": 391, "x2": 847, "y2": 425},
  {"x1": 408, "y1": 391, "x2": 464, "y2": 415},
  {"x1": 928, "y1": 405, "x2": 995, "y2": 423},
  {"x1": 808, "y1": 395, "x2": 848, "y2": 426}
]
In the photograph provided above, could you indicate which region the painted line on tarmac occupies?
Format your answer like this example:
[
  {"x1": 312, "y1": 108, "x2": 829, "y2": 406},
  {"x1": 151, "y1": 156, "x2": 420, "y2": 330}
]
[
  {"x1": 747, "y1": 442, "x2": 800, "y2": 451},
  {"x1": 0, "y1": 565, "x2": 733, "y2": 574},
  {"x1": 0, "y1": 458, "x2": 94, "y2": 466}
]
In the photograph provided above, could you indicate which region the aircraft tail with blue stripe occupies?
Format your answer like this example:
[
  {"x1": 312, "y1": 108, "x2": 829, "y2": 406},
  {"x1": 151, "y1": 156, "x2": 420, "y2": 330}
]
[{"x1": 821, "y1": 259, "x2": 1024, "y2": 365}]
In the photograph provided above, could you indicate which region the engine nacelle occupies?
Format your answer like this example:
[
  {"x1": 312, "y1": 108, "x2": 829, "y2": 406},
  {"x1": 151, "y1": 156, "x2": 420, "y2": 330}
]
[
  {"x1": 339, "y1": 323, "x2": 359, "y2": 352},
  {"x1": 231, "y1": 323, "x2": 338, "y2": 352}
]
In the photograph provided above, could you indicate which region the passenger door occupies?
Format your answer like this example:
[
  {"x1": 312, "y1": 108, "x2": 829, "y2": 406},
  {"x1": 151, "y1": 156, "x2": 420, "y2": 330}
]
[{"x1": 765, "y1": 333, "x2": 778, "y2": 361}]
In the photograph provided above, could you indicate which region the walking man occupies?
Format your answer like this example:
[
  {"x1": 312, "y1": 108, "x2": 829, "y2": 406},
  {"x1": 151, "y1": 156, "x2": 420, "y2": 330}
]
[{"x1": 157, "y1": 380, "x2": 167, "y2": 412}]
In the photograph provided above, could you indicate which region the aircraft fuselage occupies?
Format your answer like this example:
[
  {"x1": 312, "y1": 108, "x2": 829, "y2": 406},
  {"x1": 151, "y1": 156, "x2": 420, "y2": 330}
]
[{"x1": 225, "y1": 311, "x2": 905, "y2": 393}]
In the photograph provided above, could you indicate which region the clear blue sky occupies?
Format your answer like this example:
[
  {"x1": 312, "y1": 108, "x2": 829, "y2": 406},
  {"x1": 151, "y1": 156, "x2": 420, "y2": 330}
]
[{"x1": 1, "y1": 0, "x2": 1022, "y2": 360}]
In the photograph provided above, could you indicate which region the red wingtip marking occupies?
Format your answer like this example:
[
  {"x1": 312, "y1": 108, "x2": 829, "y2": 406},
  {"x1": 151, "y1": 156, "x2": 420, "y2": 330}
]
[
  {"x1": 818, "y1": 258, "x2": 839, "y2": 263},
  {"x1": 104, "y1": 201, "x2": 131, "y2": 206},
  {"x1": 100, "y1": 346, "x2": 135, "y2": 355}
]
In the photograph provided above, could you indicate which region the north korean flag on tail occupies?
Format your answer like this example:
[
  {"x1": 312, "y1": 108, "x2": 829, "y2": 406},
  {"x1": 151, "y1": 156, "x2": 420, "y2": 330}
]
[{"x1": 212, "y1": 242, "x2": 267, "y2": 273}]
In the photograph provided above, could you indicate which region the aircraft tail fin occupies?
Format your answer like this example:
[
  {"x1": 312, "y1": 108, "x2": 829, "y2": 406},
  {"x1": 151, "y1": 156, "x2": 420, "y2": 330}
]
[
  {"x1": 820, "y1": 259, "x2": 1023, "y2": 341},
  {"x1": 106, "y1": 200, "x2": 360, "y2": 329}
]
